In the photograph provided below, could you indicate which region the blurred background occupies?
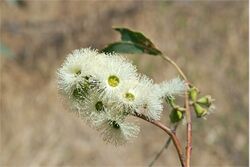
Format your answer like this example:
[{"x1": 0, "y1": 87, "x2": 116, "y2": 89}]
[{"x1": 0, "y1": 1, "x2": 248, "y2": 167}]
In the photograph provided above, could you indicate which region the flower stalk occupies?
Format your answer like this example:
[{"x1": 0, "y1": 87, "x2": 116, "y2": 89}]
[
  {"x1": 160, "y1": 54, "x2": 192, "y2": 167},
  {"x1": 148, "y1": 124, "x2": 179, "y2": 167},
  {"x1": 185, "y1": 90, "x2": 192, "y2": 167},
  {"x1": 133, "y1": 112, "x2": 185, "y2": 167}
]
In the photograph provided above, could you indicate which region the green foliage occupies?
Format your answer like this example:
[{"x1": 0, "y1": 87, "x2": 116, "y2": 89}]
[
  {"x1": 6, "y1": 0, "x2": 26, "y2": 7},
  {"x1": 101, "y1": 27, "x2": 162, "y2": 55},
  {"x1": 102, "y1": 42, "x2": 144, "y2": 54}
]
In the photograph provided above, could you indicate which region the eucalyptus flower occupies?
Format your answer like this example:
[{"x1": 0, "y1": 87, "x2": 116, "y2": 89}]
[
  {"x1": 76, "y1": 88, "x2": 107, "y2": 125},
  {"x1": 96, "y1": 54, "x2": 138, "y2": 99},
  {"x1": 158, "y1": 77, "x2": 187, "y2": 98},
  {"x1": 57, "y1": 47, "x2": 188, "y2": 145},
  {"x1": 116, "y1": 79, "x2": 143, "y2": 112},
  {"x1": 57, "y1": 48, "x2": 99, "y2": 96},
  {"x1": 136, "y1": 75, "x2": 163, "y2": 120},
  {"x1": 97, "y1": 113, "x2": 140, "y2": 146}
]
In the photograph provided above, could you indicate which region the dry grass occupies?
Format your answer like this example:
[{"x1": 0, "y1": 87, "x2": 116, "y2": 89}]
[{"x1": 0, "y1": 1, "x2": 248, "y2": 167}]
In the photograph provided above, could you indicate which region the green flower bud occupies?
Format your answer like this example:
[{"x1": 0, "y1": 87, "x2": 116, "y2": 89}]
[
  {"x1": 169, "y1": 108, "x2": 183, "y2": 123},
  {"x1": 189, "y1": 87, "x2": 199, "y2": 102},
  {"x1": 197, "y1": 95, "x2": 214, "y2": 107},
  {"x1": 176, "y1": 106, "x2": 186, "y2": 112},
  {"x1": 193, "y1": 103, "x2": 207, "y2": 118}
]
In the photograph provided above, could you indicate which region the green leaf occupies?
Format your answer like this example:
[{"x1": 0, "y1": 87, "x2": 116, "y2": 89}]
[
  {"x1": 101, "y1": 27, "x2": 162, "y2": 55},
  {"x1": 114, "y1": 27, "x2": 153, "y2": 46},
  {"x1": 102, "y1": 41, "x2": 161, "y2": 55},
  {"x1": 102, "y1": 42, "x2": 143, "y2": 54},
  {"x1": 7, "y1": 0, "x2": 26, "y2": 7}
]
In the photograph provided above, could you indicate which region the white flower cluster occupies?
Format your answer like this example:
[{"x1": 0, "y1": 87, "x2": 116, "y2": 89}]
[{"x1": 57, "y1": 48, "x2": 186, "y2": 145}]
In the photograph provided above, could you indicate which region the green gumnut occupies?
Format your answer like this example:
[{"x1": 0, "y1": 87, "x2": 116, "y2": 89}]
[
  {"x1": 170, "y1": 108, "x2": 183, "y2": 123},
  {"x1": 197, "y1": 95, "x2": 214, "y2": 107},
  {"x1": 194, "y1": 103, "x2": 207, "y2": 118},
  {"x1": 189, "y1": 87, "x2": 199, "y2": 102}
]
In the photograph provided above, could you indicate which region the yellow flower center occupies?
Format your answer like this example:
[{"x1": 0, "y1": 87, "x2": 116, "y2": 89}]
[
  {"x1": 108, "y1": 75, "x2": 120, "y2": 87},
  {"x1": 72, "y1": 67, "x2": 81, "y2": 75},
  {"x1": 124, "y1": 92, "x2": 135, "y2": 101}
]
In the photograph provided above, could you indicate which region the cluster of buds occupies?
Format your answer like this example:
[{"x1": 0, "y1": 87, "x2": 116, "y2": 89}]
[
  {"x1": 165, "y1": 85, "x2": 215, "y2": 123},
  {"x1": 189, "y1": 87, "x2": 215, "y2": 118}
]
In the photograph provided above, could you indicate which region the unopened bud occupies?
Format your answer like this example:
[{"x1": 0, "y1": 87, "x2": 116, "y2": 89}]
[
  {"x1": 197, "y1": 95, "x2": 214, "y2": 107},
  {"x1": 169, "y1": 108, "x2": 183, "y2": 123},
  {"x1": 189, "y1": 87, "x2": 199, "y2": 102},
  {"x1": 193, "y1": 103, "x2": 207, "y2": 118}
]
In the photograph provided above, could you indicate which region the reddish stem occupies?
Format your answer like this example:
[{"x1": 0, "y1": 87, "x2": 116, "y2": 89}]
[
  {"x1": 159, "y1": 54, "x2": 193, "y2": 167},
  {"x1": 133, "y1": 113, "x2": 185, "y2": 167},
  {"x1": 185, "y1": 90, "x2": 192, "y2": 167}
]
